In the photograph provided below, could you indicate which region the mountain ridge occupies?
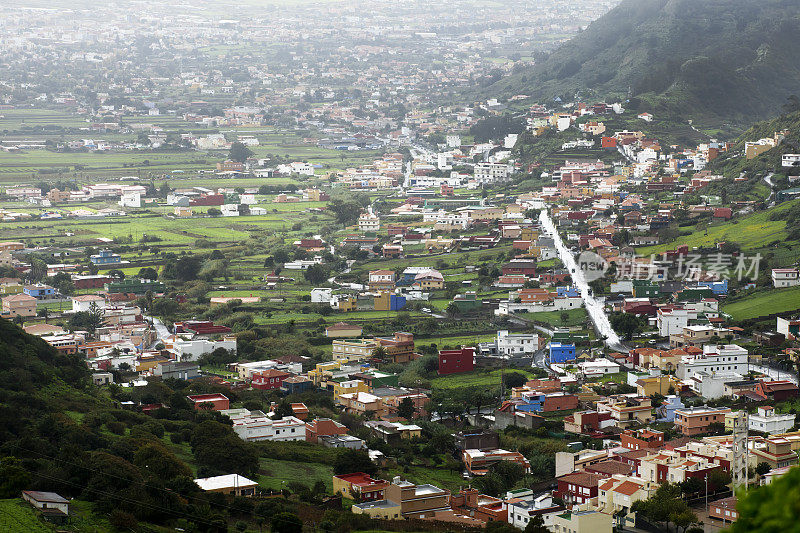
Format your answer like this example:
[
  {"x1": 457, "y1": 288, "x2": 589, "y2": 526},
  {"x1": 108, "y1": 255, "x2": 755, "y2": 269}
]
[{"x1": 489, "y1": 0, "x2": 800, "y2": 127}]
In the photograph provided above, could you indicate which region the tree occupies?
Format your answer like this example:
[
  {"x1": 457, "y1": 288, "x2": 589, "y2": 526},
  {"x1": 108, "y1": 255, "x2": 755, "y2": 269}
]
[
  {"x1": 333, "y1": 449, "x2": 376, "y2": 476},
  {"x1": 632, "y1": 483, "x2": 698, "y2": 533},
  {"x1": 107, "y1": 269, "x2": 126, "y2": 280},
  {"x1": 51, "y1": 271, "x2": 75, "y2": 295},
  {"x1": 174, "y1": 256, "x2": 202, "y2": 282},
  {"x1": 303, "y1": 263, "x2": 328, "y2": 285},
  {"x1": 755, "y1": 462, "x2": 772, "y2": 477},
  {"x1": 397, "y1": 397, "x2": 416, "y2": 420},
  {"x1": 524, "y1": 514, "x2": 549, "y2": 533},
  {"x1": 69, "y1": 303, "x2": 104, "y2": 335},
  {"x1": 270, "y1": 512, "x2": 303, "y2": 533},
  {"x1": 610, "y1": 312, "x2": 644, "y2": 340},
  {"x1": 445, "y1": 302, "x2": 460, "y2": 317},
  {"x1": 228, "y1": 141, "x2": 254, "y2": 163},
  {"x1": 0, "y1": 457, "x2": 31, "y2": 498},
  {"x1": 138, "y1": 267, "x2": 159, "y2": 280},
  {"x1": 504, "y1": 372, "x2": 528, "y2": 389},
  {"x1": 733, "y1": 465, "x2": 800, "y2": 532}
]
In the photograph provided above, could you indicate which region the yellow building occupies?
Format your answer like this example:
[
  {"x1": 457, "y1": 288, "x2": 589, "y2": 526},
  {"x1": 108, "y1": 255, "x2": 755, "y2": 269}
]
[
  {"x1": 374, "y1": 291, "x2": 391, "y2": 311},
  {"x1": 308, "y1": 361, "x2": 342, "y2": 386},
  {"x1": 337, "y1": 297, "x2": 357, "y2": 312},
  {"x1": 332, "y1": 338, "x2": 380, "y2": 362},
  {"x1": 552, "y1": 510, "x2": 612, "y2": 533},
  {"x1": 333, "y1": 379, "x2": 370, "y2": 402},
  {"x1": 635, "y1": 374, "x2": 682, "y2": 397}
]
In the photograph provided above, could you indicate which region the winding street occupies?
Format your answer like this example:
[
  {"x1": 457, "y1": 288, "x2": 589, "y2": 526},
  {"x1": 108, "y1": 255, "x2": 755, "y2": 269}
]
[{"x1": 538, "y1": 210, "x2": 628, "y2": 353}]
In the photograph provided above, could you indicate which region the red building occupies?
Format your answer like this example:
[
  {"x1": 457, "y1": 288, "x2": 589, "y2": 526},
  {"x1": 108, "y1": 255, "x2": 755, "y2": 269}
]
[
  {"x1": 554, "y1": 472, "x2": 603, "y2": 506},
  {"x1": 501, "y1": 261, "x2": 537, "y2": 277},
  {"x1": 190, "y1": 194, "x2": 224, "y2": 206},
  {"x1": 387, "y1": 225, "x2": 408, "y2": 236},
  {"x1": 187, "y1": 393, "x2": 230, "y2": 411},
  {"x1": 174, "y1": 320, "x2": 232, "y2": 335},
  {"x1": 306, "y1": 418, "x2": 349, "y2": 443},
  {"x1": 755, "y1": 380, "x2": 799, "y2": 402},
  {"x1": 72, "y1": 275, "x2": 113, "y2": 290},
  {"x1": 333, "y1": 473, "x2": 388, "y2": 501},
  {"x1": 621, "y1": 429, "x2": 665, "y2": 451},
  {"x1": 438, "y1": 347, "x2": 475, "y2": 375},
  {"x1": 251, "y1": 369, "x2": 291, "y2": 390}
]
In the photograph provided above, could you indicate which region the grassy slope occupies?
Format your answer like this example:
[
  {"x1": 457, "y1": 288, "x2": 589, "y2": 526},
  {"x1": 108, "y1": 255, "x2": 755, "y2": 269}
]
[
  {"x1": 0, "y1": 499, "x2": 54, "y2": 532},
  {"x1": 722, "y1": 285, "x2": 800, "y2": 321},
  {"x1": 257, "y1": 457, "x2": 334, "y2": 492},
  {"x1": 637, "y1": 200, "x2": 800, "y2": 256}
]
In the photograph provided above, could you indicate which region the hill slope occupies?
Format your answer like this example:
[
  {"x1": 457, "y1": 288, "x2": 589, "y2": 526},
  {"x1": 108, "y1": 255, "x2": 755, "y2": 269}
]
[{"x1": 490, "y1": 0, "x2": 800, "y2": 126}]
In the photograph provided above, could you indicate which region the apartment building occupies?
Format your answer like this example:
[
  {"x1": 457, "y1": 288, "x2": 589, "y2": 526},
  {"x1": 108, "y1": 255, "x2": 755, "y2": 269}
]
[
  {"x1": 462, "y1": 449, "x2": 531, "y2": 476},
  {"x1": 596, "y1": 396, "x2": 653, "y2": 428},
  {"x1": 676, "y1": 344, "x2": 749, "y2": 380},
  {"x1": 496, "y1": 330, "x2": 540, "y2": 355},
  {"x1": 332, "y1": 338, "x2": 380, "y2": 362},
  {"x1": 674, "y1": 406, "x2": 732, "y2": 436}
]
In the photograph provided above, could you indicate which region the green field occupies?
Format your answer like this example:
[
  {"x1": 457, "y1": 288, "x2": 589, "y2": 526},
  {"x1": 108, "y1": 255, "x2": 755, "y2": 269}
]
[
  {"x1": 722, "y1": 285, "x2": 800, "y2": 321},
  {"x1": 516, "y1": 308, "x2": 589, "y2": 327},
  {"x1": 257, "y1": 457, "x2": 334, "y2": 492},
  {"x1": 0, "y1": 499, "x2": 53, "y2": 532},
  {"x1": 637, "y1": 200, "x2": 800, "y2": 255},
  {"x1": 430, "y1": 368, "x2": 537, "y2": 392}
]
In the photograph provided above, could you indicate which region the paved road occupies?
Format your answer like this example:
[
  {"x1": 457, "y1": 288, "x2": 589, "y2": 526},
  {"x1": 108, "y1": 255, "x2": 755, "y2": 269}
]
[
  {"x1": 750, "y1": 363, "x2": 798, "y2": 384},
  {"x1": 764, "y1": 172, "x2": 776, "y2": 207},
  {"x1": 539, "y1": 210, "x2": 628, "y2": 353}
]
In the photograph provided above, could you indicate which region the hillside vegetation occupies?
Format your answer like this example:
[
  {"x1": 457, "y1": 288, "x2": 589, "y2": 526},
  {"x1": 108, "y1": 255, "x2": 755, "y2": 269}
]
[{"x1": 490, "y1": 0, "x2": 800, "y2": 127}]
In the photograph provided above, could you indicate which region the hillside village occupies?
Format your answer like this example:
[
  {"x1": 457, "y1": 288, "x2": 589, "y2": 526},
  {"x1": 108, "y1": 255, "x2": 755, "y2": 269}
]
[
  {"x1": 1, "y1": 1, "x2": 800, "y2": 532},
  {"x1": 2, "y1": 93, "x2": 800, "y2": 532}
]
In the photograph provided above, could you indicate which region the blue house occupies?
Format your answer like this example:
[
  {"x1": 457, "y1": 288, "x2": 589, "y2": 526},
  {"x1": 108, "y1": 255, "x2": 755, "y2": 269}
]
[
  {"x1": 390, "y1": 294, "x2": 406, "y2": 311},
  {"x1": 557, "y1": 286, "x2": 579, "y2": 298},
  {"x1": 90, "y1": 249, "x2": 121, "y2": 265},
  {"x1": 280, "y1": 376, "x2": 313, "y2": 396},
  {"x1": 514, "y1": 394, "x2": 546, "y2": 413},
  {"x1": 656, "y1": 395, "x2": 685, "y2": 422},
  {"x1": 23, "y1": 284, "x2": 55, "y2": 298},
  {"x1": 549, "y1": 342, "x2": 576, "y2": 364},
  {"x1": 698, "y1": 279, "x2": 728, "y2": 295}
]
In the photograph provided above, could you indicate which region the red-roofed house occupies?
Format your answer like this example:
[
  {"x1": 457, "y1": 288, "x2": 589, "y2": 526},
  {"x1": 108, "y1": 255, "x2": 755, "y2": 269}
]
[
  {"x1": 187, "y1": 393, "x2": 230, "y2": 411},
  {"x1": 333, "y1": 473, "x2": 389, "y2": 501},
  {"x1": 306, "y1": 418, "x2": 349, "y2": 443},
  {"x1": 251, "y1": 369, "x2": 292, "y2": 390}
]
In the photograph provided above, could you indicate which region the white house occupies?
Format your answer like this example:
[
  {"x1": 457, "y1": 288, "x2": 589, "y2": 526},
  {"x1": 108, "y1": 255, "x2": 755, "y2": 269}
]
[
  {"x1": 221, "y1": 204, "x2": 239, "y2": 217},
  {"x1": 474, "y1": 162, "x2": 512, "y2": 184},
  {"x1": 71, "y1": 294, "x2": 107, "y2": 313},
  {"x1": 225, "y1": 411, "x2": 306, "y2": 442},
  {"x1": 578, "y1": 359, "x2": 621, "y2": 377},
  {"x1": 507, "y1": 490, "x2": 563, "y2": 530},
  {"x1": 22, "y1": 491, "x2": 70, "y2": 516},
  {"x1": 240, "y1": 193, "x2": 256, "y2": 205},
  {"x1": 657, "y1": 307, "x2": 696, "y2": 337},
  {"x1": 358, "y1": 209, "x2": 380, "y2": 231},
  {"x1": 676, "y1": 344, "x2": 749, "y2": 380},
  {"x1": 687, "y1": 370, "x2": 743, "y2": 400},
  {"x1": 496, "y1": 330, "x2": 539, "y2": 355},
  {"x1": 173, "y1": 337, "x2": 237, "y2": 361},
  {"x1": 748, "y1": 406, "x2": 795, "y2": 435},
  {"x1": 118, "y1": 191, "x2": 141, "y2": 208},
  {"x1": 771, "y1": 268, "x2": 799, "y2": 288},
  {"x1": 310, "y1": 287, "x2": 333, "y2": 303}
]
